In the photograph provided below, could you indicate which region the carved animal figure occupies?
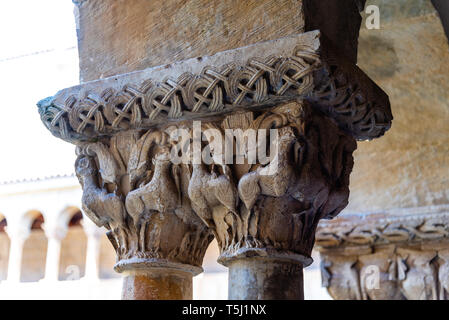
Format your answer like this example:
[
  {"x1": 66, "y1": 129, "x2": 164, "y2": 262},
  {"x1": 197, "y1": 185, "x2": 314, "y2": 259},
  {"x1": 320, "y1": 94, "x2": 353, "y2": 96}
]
[
  {"x1": 359, "y1": 250, "x2": 406, "y2": 300},
  {"x1": 397, "y1": 249, "x2": 438, "y2": 300},
  {"x1": 75, "y1": 155, "x2": 128, "y2": 252},
  {"x1": 238, "y1": 126, "x2": 297, "y2": 211},
  {"x1": 438, "y1": 250, "x2": 449, "y2": 300},
  {"x1": 237, "y1": 124, "x2": 298, "y2": 239},
  {"x1": 127, "y1": 130, "x2": 168, "y2": 189},
  {"x1": 188, "y1": 163, "x2": 239, "y2": 248},
  {"x1": 80, "y1": 142, "x2": 120, "y2": 185},
  {"x1": 324, "y1": 255, "x2": 363, "y2": 300},
  {"x1": 125, "y1": 151, "x2": 180, "y2": 252}
]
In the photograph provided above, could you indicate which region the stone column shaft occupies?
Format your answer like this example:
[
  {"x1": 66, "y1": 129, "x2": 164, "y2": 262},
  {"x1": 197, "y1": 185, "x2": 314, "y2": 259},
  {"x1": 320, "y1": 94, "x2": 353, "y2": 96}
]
[
  {"x1": 6, "y1": 235, "x2": 26, "y2": 282},
  {"x1": 43, "y1": 222, "x2": 67, "y2": 282},
  {"x1": 43, "y1": 236, "x2": 62, "y2": 281},
  {"x1": 122, "y1": 270, "x2": 193, "y2": 300},
  {"x1": 228, "y1": 258, "x2": 304, "y2": 300}
]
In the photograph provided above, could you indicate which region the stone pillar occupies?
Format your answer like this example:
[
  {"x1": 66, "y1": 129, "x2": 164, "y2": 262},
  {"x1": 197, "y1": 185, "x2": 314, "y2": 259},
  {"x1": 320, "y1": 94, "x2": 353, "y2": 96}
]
[
  {"x1": 38, "y1": 0, "x2": 392, "y2": 299},
  {"x1": 5, "y1": 225, "x2": 29, "y2": 283},
  {"x1": 121, "y1": 268, "x2": 194, "y2": 300},
  {"x1": 43, "y1": 223, "x2": 67, "y2": 281},
  {"x1": 82, "y1": 218, "x2": 104, "y2": 281}
]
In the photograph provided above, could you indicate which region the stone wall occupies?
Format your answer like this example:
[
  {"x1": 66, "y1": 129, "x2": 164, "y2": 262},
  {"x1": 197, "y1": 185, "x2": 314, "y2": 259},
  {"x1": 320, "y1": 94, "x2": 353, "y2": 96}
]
[
  {"x1": 344, "y1": 1, "x2": 449, "y2": 213},
  {"x1": 75, "y1": 0, "x2": 306, "y2": 82},
  {"x1": 74, "y1": 0, "x2": 367, "y2": 82}
]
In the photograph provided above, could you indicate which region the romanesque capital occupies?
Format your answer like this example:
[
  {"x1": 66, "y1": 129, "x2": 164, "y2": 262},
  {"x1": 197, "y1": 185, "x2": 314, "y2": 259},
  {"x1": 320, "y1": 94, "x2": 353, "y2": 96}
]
[
  {"x1": 37, "y1": 30, "x2": 392, "y2": 299},
  {"x1": 316, "y1": 207, "x2": 449, "y2": 300}
]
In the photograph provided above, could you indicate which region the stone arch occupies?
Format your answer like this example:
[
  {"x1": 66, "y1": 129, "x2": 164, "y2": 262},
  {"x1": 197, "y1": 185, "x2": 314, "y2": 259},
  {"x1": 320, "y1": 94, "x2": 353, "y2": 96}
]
[
  {"x1": 0, "y1": 213, "x2": 9, "y2": 281},
  {"x1": 21, "y1": 210, "x2": 47, "y2": 282},
  {"x1": 0, "y1": 213, "x2": 6, "y2": 232},
  {"x1": 59, "y1": 207, "x2": 87, "y2": 281}
]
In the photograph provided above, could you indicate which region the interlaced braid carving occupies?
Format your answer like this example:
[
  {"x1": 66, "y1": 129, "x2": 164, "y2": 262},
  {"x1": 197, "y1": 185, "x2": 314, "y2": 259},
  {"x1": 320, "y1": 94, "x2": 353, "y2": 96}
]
[
  {"x1": 38, "y1": 45, "x2": 391, "y2": 143},
  {"x1": 316, "y1": 211, "x2": 449, "y2": 248},
  {"x1": 104, "y1": 82, "x2": 152, "y2": 129},
  {"x1": 311, "y1": 63, "x2": 392, "y2": 140},
  {"x1": 185, "y1": 65, "x2": 233, "y2": 112}
]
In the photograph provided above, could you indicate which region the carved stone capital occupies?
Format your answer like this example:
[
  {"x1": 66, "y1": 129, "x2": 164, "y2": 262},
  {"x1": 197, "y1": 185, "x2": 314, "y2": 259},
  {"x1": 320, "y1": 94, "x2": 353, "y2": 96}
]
[
  {"x1": 74, "y1": 131, "x2": 213, "y2": 275},
  {"x1": 37, "y1": 31, "x2": 391, "y2": 299},
  {"x1": 316, "y1": 206, "x2": 449, "y2": 300}
]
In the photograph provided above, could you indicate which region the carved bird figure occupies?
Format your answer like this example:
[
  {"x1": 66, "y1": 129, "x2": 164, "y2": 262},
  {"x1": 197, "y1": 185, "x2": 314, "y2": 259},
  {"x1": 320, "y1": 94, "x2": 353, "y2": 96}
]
[
  {"x1": 127, "y1": 130, "x2": 168, "y2": 189},
  {"x1": 125, "y1": 151, "x2": 180, "y2": 252},
  {"x1": 75, "y1": 155, "x2": 128, "y2": 252},
  {"x1": 188, "y1": 163, "x2": 239, "y2": 248},
  {"x1": 398, "y1": 250, "x2": 438, "y2": 300},
  {"x1": 238, "y1": 126, "x2": 297, "y2": 210}
]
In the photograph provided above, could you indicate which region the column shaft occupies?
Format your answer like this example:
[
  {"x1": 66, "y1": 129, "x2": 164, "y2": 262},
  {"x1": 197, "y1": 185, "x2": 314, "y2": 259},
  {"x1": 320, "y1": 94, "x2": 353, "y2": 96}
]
[
  {"x1": 6, "y1": 237, "x2": 25, "y2": 282},
  {"x1": 121, "y1": 270, "x2": 193, "y2": 300},
  {"x1": 228, "y1": 258, "x2": 304, "y2": 300},
  {"x1": 44, "y1": 237, "x2": 62, "y2": 281}
]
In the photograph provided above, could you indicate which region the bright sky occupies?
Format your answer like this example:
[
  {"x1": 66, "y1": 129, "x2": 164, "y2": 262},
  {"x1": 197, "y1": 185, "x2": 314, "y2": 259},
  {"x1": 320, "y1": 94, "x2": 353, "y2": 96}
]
[{"x1": 0, "y1": 1, "x2": 79, "y2": 182}]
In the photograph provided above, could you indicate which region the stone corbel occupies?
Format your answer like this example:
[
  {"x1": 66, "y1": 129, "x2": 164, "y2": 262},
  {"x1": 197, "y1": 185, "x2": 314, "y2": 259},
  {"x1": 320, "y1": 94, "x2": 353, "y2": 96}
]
[
  {"x1": 316, "y1": 207, "x2": 449, "y2": 300},
  {"x1": 37, "y1": 31, "x2": 391, "y2": 299}
]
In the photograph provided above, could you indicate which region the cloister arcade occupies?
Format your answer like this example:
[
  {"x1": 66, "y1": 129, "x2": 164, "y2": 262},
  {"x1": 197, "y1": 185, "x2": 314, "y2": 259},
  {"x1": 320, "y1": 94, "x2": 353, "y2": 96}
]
[
  {"x1": 0, "y1": 175, "x2": 326, "y2": 299},
  {"x1": 0, "y1": 176, "x2": 117, "y2": 284}
]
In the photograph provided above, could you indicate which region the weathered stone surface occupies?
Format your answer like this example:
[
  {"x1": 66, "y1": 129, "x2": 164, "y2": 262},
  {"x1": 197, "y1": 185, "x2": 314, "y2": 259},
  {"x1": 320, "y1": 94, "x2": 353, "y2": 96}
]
[
  {"x1": 74, "y1": 0, "x2": 366, "y2": 82},
  {"x1": 74, "y1": 133, "x2": 213, "y2": 273},
  {"x1": 75, "y1": 0, "x2": 306, "y2": 82},
  {"x1": 317, "y1": 206, "x2": 449, "y2": 300},
  {"x1": 38, "y1": 31, "x2": 392, "y2": 143},
  {"x1": 432, "y1": 0, "x2": 449, "y2": 40},
  {"x1": 227, "y1": 258, "x2": 304, "y2": 300},
  {"x1": 314, "y1": 3, "x2": 449, "y2": 300},
  {"x1": 39, "y1": 0, "x2": 395, "y2": 300},
  {"x1": 361, "y1": 0, "x2": 435, "y2": 23},
  {"x1": 304, "y1": 0, "x2": 366, "y2": 64},
  {"x1": 122, "y1": 269, "x2": 193, "y2": 300},
  {"x1": 345, "y1": 10, "x2": 449, "y2": 212},
  {"x1": 316, "y1": 206, "x2": 449, "y2": 248}
]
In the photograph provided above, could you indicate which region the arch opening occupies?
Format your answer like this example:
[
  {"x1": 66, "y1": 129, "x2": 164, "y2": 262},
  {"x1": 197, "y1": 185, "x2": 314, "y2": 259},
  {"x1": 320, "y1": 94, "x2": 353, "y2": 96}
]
[{"x1": 59, "y1": 208, "x2": 87, "y2": 281}]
